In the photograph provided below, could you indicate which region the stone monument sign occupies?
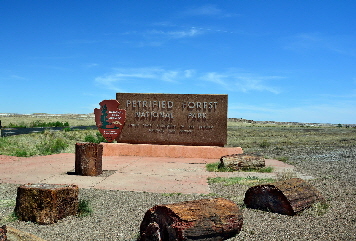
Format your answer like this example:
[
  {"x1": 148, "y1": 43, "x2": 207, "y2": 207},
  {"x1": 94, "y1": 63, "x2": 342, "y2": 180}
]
[{"x1": 113, "y1": 93, "x2": 228, "y2": 146}]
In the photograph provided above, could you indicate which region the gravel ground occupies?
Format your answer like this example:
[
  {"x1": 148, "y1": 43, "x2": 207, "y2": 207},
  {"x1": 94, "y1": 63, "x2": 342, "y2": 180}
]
[{"x1": 1, "y1": 145, "x2": 356, "y2": 240}]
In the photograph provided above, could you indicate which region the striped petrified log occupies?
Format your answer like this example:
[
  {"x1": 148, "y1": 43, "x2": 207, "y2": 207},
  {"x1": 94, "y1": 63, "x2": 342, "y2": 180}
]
[
  {"x1": 75, "y1": 142, "x2": 103, "y2": 176},
  {"x1": 219, "y1": 153, "x2": 265, "y2": 171},
  {"x1": 15, "y1": 184, "x2": 79, "y2": 224},
  {"x1": 244, "y1": 178, "x2": 325, "y2": 216},
  {"x1": 139, "y1": 198, "x2": 243, "y2": 241}
]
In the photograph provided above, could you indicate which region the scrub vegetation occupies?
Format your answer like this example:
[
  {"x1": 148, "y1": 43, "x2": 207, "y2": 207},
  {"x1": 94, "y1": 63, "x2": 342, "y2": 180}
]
[
  {"x1": 1, "y1": 115, "x2": 356, "y2": 157},
  {"x1": 0, "y1": 116, "x2": 355, "y2": 240}
]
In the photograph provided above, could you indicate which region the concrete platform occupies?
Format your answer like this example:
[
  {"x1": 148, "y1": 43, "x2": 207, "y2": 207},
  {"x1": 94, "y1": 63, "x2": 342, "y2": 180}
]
[{"x1": 0, "y1": 153, "x2": 297, "y2": 194}]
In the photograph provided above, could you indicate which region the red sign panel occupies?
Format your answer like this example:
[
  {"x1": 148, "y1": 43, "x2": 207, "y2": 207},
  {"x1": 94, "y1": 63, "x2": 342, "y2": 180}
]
[{"x1": 94, "y1": 100, "x2": 126, "y2": 142}]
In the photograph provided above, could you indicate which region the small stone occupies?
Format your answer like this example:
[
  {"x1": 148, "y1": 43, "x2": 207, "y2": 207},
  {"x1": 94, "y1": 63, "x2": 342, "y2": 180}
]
[{"x1": 220, "y1": 153, "x2": 265, "y2": 171}]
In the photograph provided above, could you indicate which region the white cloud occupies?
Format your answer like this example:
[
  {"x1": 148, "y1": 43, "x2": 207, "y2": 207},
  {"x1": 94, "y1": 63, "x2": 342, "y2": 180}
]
[
  {"x1": 284, "y1": 32, "x2": 356, "y2": 56},
  {"x1": 161, "y1": 71, "x2": 179, "y2": 82},
  {"x1": 168, "y1": 28, "x2": 201, "y2": 38},
  {"x1": 10, "y1": 75, "x2": 28, "y2": 80},
  {"x1": 201, "y1": 72, "x2": 229, "y2": 88},
  {"x1": 202, "y1": 71, "x2": 282, "y2": 94},
  {"x1": 184, "y1": 69, "x2": 195, "y2": 78},
  {"x1": 183, "y1": 4, "x2": 223, "y2": 16},
  {"x1": 95, "y1": 67, "x2": 283, "y2": 94},
  {"x1": 147, "y1": 28, "x2": 202, "y2": 39},
  {"x1": 95, "y1": 67, "x2": 193, "y2": 91}
]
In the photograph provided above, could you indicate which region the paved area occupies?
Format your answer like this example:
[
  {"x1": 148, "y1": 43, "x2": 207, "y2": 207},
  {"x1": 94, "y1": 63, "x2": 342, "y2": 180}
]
[{"x1": 0, "y1": 153, "x2": 299, "y2": 194}]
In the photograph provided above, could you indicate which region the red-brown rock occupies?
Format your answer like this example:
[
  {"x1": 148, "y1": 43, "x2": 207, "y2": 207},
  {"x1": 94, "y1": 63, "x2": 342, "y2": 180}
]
[
  {"x1": 75, "y1": 142, "x2": 103, "y2": 176},
  {"x1": 15, "y1": 184, "x2": 79, "y2": 225},
  {"x1": 139, "y1": 198, "x2": 243, "y2": 240},
  {"x1": 0, "y1": 225, "x2": 6, "y2": 241},
  {"x1": 244, "y1": 178, "x2": 325, "y2": 215}
]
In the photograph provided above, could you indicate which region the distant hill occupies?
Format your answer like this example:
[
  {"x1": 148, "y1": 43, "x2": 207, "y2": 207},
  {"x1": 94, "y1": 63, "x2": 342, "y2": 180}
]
[{"x1": 0, "y1": 113, "x2": 354, "y2": 127}]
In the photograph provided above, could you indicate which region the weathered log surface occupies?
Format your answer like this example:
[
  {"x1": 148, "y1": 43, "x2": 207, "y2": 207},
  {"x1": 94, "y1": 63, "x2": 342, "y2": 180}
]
[
  {"x1": 0, "y1": 225, "x2": 6, "y2": 241},
  {"x1": 139, "y1": 198, "x2": 243, "y2": 241},
  {"x1": 244, "y1": 178, "x2": 325, "y2": 215},
  {"x1": 15, "y1": 184, "x2": 79, "y2": 225},
  {"x1": 75, "y1": 142, "x2": 103, "y2": 176},
  {"x1": 220, "y1": 153, "x2": 265, "y2": 171}
]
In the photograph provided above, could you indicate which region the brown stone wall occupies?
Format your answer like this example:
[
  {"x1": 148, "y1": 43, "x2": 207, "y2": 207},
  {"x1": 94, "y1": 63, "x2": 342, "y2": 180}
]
[{"x1": 115, "y1": 93, "x2": 227, "y2": 146}]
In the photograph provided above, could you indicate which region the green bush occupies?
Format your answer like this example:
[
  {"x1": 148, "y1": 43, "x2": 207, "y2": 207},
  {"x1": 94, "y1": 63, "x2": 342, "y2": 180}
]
[
  {"x1": 6, "y1": 121, "x2": 71, "y2": 128},
  {"x1": 206, "y1": 162, "x2": 234, "y2": 172},
  {"x1": 206, "y1": 162, "x2": 273, "y2": 173},
  {"x1": 84, "y1": 135, "x2": 97, "y2": 143},
  {"x1": 78, "y1": 199, "x2": 93, "y2": 217},
  {"x1": 37, "y1": 137, "x2": 69, "y2": 155},
  {"x1": 84, "y1": 132, "x2": 106, "y2": 143},
  {"x1": 14, "y1": 149, "x2": 29, "y2": 157},
  {"x1": 208, "y1": 176, "x2": 275, "y2": 186},
  {"x1": 259, "y1": 140, "x2": 271, "y2": 148}
]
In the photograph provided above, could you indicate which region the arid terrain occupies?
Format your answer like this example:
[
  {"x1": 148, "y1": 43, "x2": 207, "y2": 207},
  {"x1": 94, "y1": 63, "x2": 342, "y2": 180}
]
[{"x1": 0, "y1": 114, "x2": 355, "y2": 240}]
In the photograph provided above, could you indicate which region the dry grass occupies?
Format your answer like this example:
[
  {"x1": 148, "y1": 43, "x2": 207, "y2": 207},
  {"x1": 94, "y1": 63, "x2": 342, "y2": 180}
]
[
  {"x1": 1, "y1": 116, "x2": 356, "y2": 158},
  {"x1": 227, "y1": 123, "x2": 356, "y2": 161},
  {"x1": 0, "y1": 114, "x2": 95, "y2": 127}
]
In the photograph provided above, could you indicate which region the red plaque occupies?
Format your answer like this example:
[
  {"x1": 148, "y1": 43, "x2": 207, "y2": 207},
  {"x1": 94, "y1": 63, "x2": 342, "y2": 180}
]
[{"x1": 94, "y1": 100, "x2": 126, "y2": 142}]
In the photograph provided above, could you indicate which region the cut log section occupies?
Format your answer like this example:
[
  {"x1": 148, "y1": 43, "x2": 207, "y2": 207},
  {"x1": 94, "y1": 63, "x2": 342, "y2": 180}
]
[
  {"x1": 14, "y1": 184, "x2": 79, "y2": 225},
  {"x1": 75, "y1": 142, "x2": 103, "y2": 176},
  {"x1": 220, "y1": 153, "x2": 265, "y2": 171},
  {"x1": 244, "y1": 178, "x2": 325, "y2": 216},
  {"x1": 139, "y1": 198, "x2": 243, "y2": 241}
]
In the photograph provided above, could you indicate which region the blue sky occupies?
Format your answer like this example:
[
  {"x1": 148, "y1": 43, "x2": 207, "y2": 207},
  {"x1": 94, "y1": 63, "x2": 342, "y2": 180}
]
[{"x1": 1, "y1": 1, "x2": 355, "y2": 124}]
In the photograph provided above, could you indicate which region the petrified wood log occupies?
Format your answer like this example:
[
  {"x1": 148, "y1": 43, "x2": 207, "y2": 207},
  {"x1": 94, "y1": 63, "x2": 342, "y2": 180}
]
[
  {"x1": 139, "y1": 198, "x2": 243, "y2": 241},
  {"x1": 0, "y1": 225, "x2": 6, "y2": 241},
  {"x1": 15, "y1": 184, "x2": 79, "y2": 224},
  {"x1": 75, "y1": 142, "x2": 103, "y2": 176},
  {"x1": 244, "y1": 178, "x2": 325, "y2": 216},
  {"x1": 220, "y1": 153, "x2": 265, "y2": 171}
]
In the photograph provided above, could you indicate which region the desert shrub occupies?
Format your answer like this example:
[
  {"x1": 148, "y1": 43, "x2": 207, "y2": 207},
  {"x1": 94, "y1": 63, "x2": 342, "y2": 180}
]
[
  {"x1": 277, "y1": 156, "x2": 289, "y2": 162},
  {"x1": 5, "y1": 121, "x2": 70, "y2": 128},
  {"x1": 206, "y1": 162, "x2": 234, "y2": 172},
  {"x1": 37, "y1": 137, "x2": 69, "y2": 155},
  {"x1": 13, "y1": 149, "x2": 30, "y2": 157},
  {"x1": 31, "y1": 121, "x2": 69, "y2": 128},
  {"x1": 241, "y1": 166, "x2": 274, "y2": 173},
  {"x1": 78, "y1": 199, "x2": 93, "y2": 217},
  {"x1": 84, "y1": 132, "x2": 106, "y2": 143},
  {"x1": 64, "y1": 127, "x2": 71, "y2": 132},
  {"x1": 84, "y1": 135, "x2": 97, "y2": 143},
  {"x1": 208, "y1": 176, "x2": 275, "y2": 186},
  {"x1": 206, "y1": 162, "x2": 273, "y2": 173},
  {"x1": 8, "y1": 122, "x2": 26, "y2": 128},
  {"x1": 0, "y1": 129, "x2": 100, "y2": 156},
  {"x1": 259, "y1": 140, "x2": 271, "y2": 148}
]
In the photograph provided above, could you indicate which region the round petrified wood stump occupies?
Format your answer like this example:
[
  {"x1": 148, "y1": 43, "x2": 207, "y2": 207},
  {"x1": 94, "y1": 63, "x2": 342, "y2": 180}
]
[
  {"x1": 75, "y1": 142, "x2": 103, "y2": 176},
  {"x1": 139, "y1": 198, "x2": 243, "y2": 241},
  {"x1": 219, "y1": 153, "x2": 265, "y2": 171},
  {"x1": 15, "y1": 184, "x2": 79, "y2": 225},
  {"x1": 244, "y1": 178, "x2": 325, "y2": 216}
]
